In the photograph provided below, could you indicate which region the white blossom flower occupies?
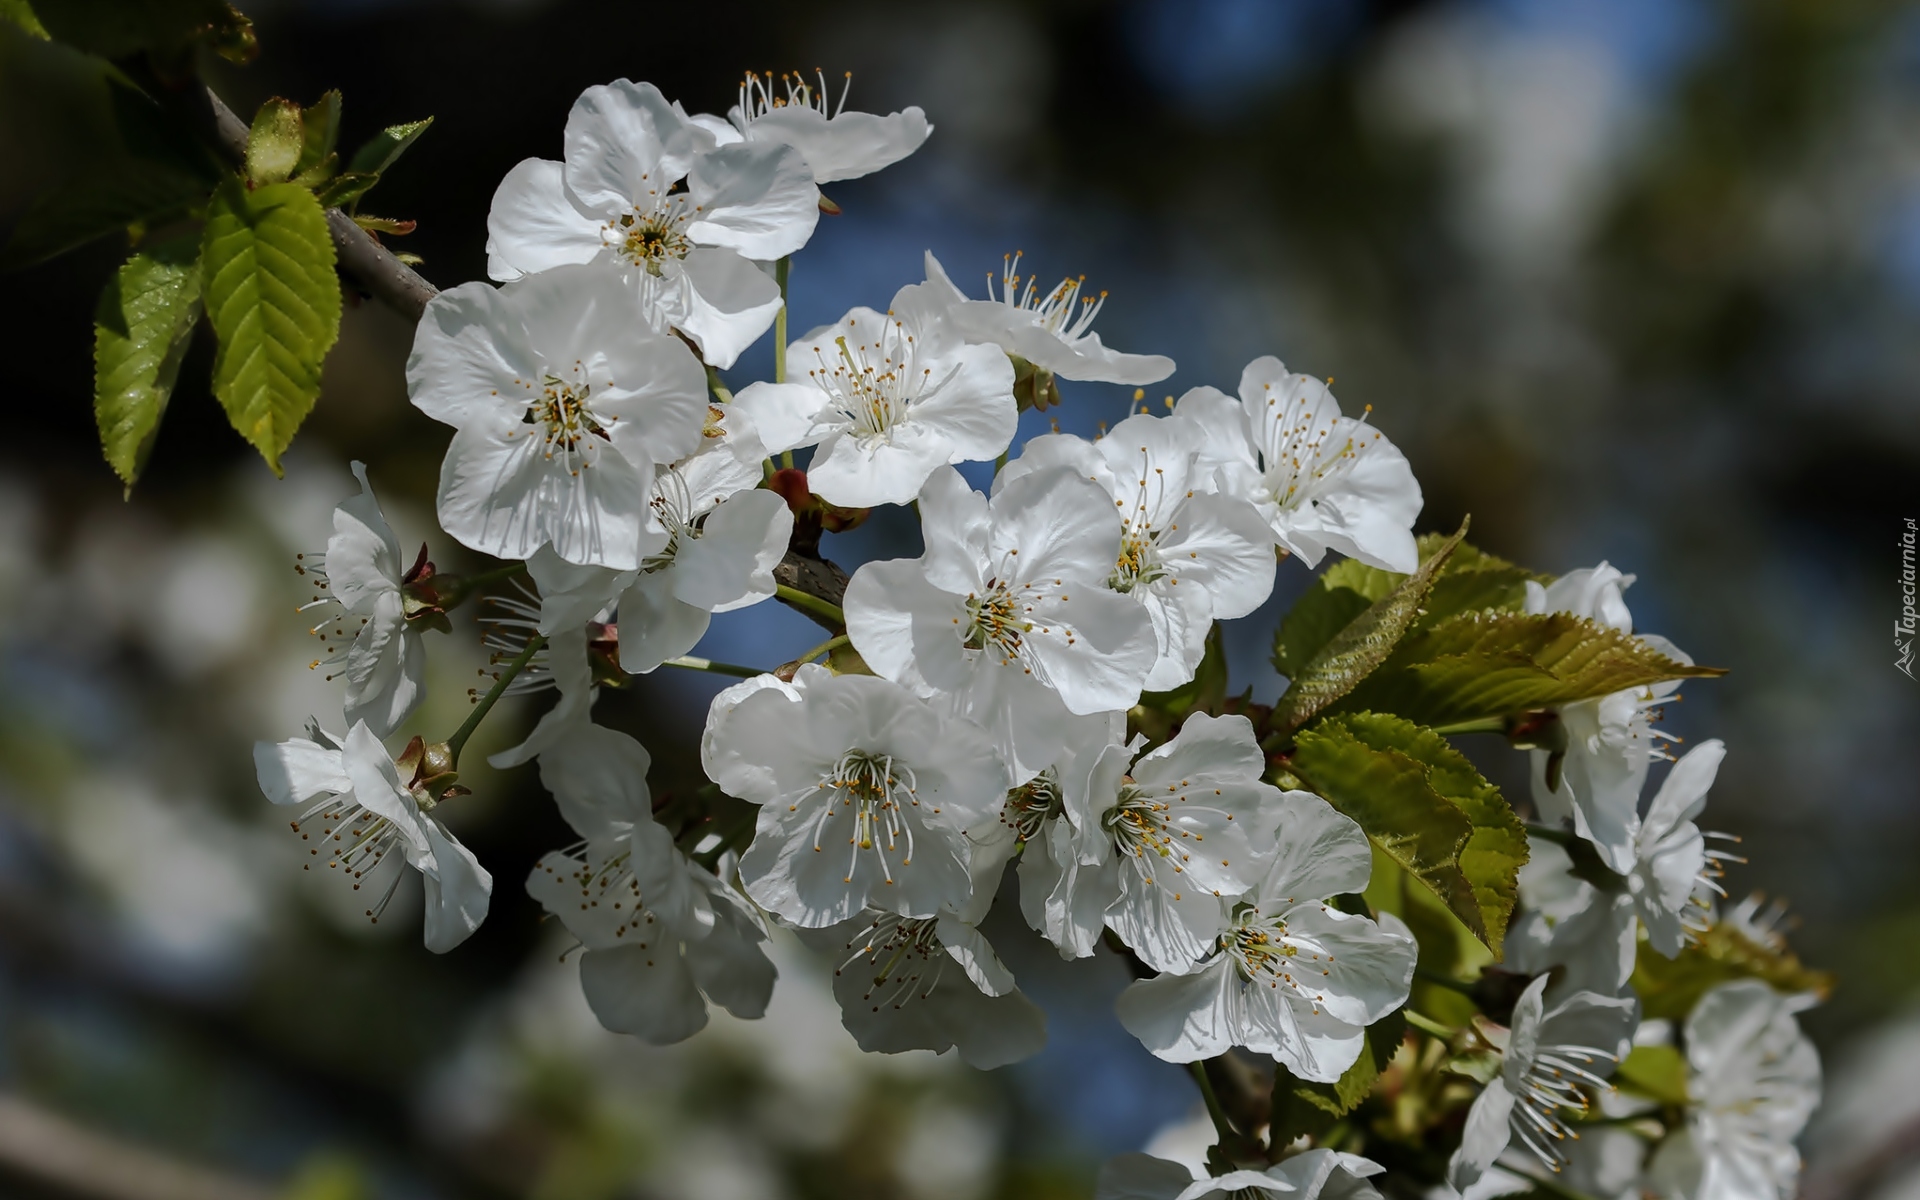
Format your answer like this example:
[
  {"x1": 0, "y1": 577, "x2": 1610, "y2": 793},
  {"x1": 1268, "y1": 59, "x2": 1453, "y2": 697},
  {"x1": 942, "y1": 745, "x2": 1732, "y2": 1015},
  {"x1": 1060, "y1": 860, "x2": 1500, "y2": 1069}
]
[
  {"x1": 1116, "y1": 791, "x2": 1416, "y2": 1080},
  {"x1": 296, "y1": 462, "x2": 426, "y2": 737},
  {"x1": 1096, "y1": 1148, "x2": 1386, "y2": 1200},
  {"x1": 1446, "y1": 974, "x2": 1638, "y2": 1190},
  {"x1": 616, "y1": 405, "x2": 792, "y2": 673},
  {"x1": 844, "y1": 465, "x2": 1158, "y2": 781},
  {"x1": 1023, "y1": 713, "x2": 1288, "y2": 974},
  {"x1": 1628, "y1": 739, "x2": 1729, "y2": 957},
  {"x1": 1177, "y1": 356, "x2": 1422, "y2": 573},
  {"x1": 800, "y1": 846, "x2": 1045, "y2": 1069},
  {"x1": 254, "y1": 720, "x2": 491, "y2": 953},
  {"x1": 1506, "y1": 836, "x2": 1637, "y2": 1001},
  {"x1": 923, "y1": 251, "x2": 1175, "y2": 385},
  {"x1": 408, "y1": 263, "x2": 709, "y2": 569},
  {"x1": 1646, "y1": 981, "x2": 1821, "y2": 1200},
  {"x1": 997, "y1": 415, "x2": 1276, "y2": 691},
  {"x1": 487, "y1": 546, "x2": 633, "y2": 769},
  {"x1": 1525, "y1": 562, "x2": 1692, "y2": 874},
  {"x1": 486, "y1": 79, "x2": 818, "y2": 368},
  {"x1": 525, "y1": 719, "x2": 775, "y2": 1044},
  {"x1": 730, "y1": 284, "x2": 1018, "y2": 507},
  {"x1": 702, "y1": 69, "x2": 932, "y2": 184},
  {"x1": 702, "y1": 668, "x2": 1008, "y2": 928}
]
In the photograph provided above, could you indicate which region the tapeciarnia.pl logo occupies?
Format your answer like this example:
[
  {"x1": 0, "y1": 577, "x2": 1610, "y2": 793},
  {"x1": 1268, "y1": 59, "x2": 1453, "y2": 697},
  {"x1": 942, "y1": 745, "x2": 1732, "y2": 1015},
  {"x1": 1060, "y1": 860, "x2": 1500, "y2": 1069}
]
[{"x1": 1900, "y1": 517, "x2": 1917, "y2": 679}]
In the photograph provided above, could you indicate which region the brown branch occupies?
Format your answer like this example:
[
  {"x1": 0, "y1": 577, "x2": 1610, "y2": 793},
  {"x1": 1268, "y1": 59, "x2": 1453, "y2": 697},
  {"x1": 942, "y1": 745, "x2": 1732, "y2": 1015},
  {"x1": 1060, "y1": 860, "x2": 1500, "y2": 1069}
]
[
  {"x1": 773, "y1": 548, "x2": 849, "y2": 631},
  {"x1": 202, "y1": 87, "x2": 438, "y2": 322},
  {"x1": 0, "y1": 1094, "x2": 275, "y2": 1200}
]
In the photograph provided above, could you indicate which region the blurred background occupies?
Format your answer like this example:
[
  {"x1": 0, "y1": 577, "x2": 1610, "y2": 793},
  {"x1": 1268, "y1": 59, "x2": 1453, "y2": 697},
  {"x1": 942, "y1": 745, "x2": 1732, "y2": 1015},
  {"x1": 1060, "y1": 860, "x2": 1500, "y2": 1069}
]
[{"x1": 2, "y1": 0, "x2": 1918, "y2": 1197}]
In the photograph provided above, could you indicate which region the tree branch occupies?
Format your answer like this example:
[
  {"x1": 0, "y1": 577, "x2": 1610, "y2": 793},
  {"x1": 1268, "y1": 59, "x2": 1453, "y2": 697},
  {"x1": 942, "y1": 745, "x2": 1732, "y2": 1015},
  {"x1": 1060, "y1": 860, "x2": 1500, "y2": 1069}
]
[
  {"x1": 0, "y1": 1093, "x2": 275, "y2": 1200},
  {"x1": 203, "y1": 87, "x2": 438, "y2": 322}
]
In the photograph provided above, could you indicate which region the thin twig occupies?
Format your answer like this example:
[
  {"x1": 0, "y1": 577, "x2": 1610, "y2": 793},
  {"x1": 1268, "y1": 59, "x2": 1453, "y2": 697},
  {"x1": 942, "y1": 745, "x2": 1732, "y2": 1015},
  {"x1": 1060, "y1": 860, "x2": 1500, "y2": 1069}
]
[
  {"x1": 1187, "y1": 1061, "x2": 1239, "y2": 1145},
  {"x1": 775, "y1": 583, "x2": 845, "y2": 627},
  {"x1": 448, "y1": 634, "x2": 544, "y2": 767},
  {"x1": 203, "y1": 88, "x2": 438, "y2": 321},
  {"x1": 661, "y1": 655, "x2": 762, "y2": 678}
]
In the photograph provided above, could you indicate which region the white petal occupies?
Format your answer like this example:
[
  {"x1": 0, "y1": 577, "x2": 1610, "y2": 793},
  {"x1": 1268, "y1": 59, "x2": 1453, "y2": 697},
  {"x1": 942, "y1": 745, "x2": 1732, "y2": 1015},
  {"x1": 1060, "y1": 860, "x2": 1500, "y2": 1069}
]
[
  {"x1": 253, "y1": 737, "x2": 349, "y2": 805},
  {"x1": 902, "y1": 341, "x2": 1019, "y2": 464},
  {"x1": 341, "y1": 592, "x2": 422, "y2": 737},
  {"x1": 562, "y1": 79, "x2": 694, "y2": 215},
  {"x1": 1257, "y1": 791, "x2": 1375, "y2": 904},
  {"x1": 534, "y1": 718, "x2": 652, "y2": 841},
  {"x1": 578, "y1": 943, "x2": 710, "y2": 1044},
  {"x1": 806, "y1": 421, "x2": 954, "y2": 508},
  {"x1": 673, "y1": 246, "x2": 783, "y2": 370},
  {"x1": 420, "y1": 818, "x2": 493, "y2": 953},
  {"x1": 674, "y1": 489, "x2": 792, "y2": 613},
  {"x1": 1448, "y1": 1080, "x2": 1517, "y2": 1191},
  {"x1": 743, "y1": 104, "x2": 931, "y2": 183},
  {"x1": 616, "y1": 571, "x2": 712, "y2": 674},
  {"x1": 1115, "y1": 956, "x2": 1238, "y2": 1062},
  {"x1": 1094, "y1": 1153, "x2": 1196, "y2": 1200},
  {"x1": 484, "y1": 157, "x2": 602, "y2": 281},
  {"x1": 728, "y1": 380, "x2": 833, "y2": 454},
  {"x1": 685, "y1": 140, "x2": 819, "y2": 260},
  {"x1": 325, "y1": 461, "x2": 404, "y2": 609}
]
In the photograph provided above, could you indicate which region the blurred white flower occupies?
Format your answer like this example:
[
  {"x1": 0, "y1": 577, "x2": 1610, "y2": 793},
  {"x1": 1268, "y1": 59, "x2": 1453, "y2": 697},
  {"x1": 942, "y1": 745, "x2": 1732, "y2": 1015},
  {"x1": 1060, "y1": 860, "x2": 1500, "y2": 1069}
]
[
  {"x1": 408, "y1": 263, "x2": 708, "y2": 569},
  {"x1": 1446, "y1": 974, "x2": 1637, "y2": 1189},
  {"x1": 923, "y1": 250, "x2": 1175, "y2": 385},
  {"x1": 616, "y1": 405, "x2": 791, "y2": 673},
  {"x1": 1647, "y1": 981, "x2": 1821, "y2": 1200},
  {"x1": 1178, "y1": 356, "x2": 1422, "y2": 573},
  {"x1": 1096, "y1": 1148, "x2": 1386, "y2": 1200},
  {"x1": 486, "y1": 78, "x2": 818, "y2": 369},
  {"x1": 487, "y1": 545, "x2": 631, "y2": 768},
  {"x1": 253, "y1": 720, "x2": 491, "y2": 952},
  {"x1": 844, "y1": 465, "x2": 1157, "y2": 781},
  {"x1": 997, "y1": 414, "x2": 1275, "y2": 691},
  {"x1": 1628, "y1": 739, "x2": 1728, "y2": 958},
  {"x1": 1117, "y1": 791, "x2": 1415, "y2": 1080},
  {"x1": 297, "y1": 462, "x2": 425, "y2": 737},
  {"x1": 703, "y1": 667, "x2": 1007, "y2": 928},
  {"x1": 731, "y1": 285, "x2": 1017, "y2": 507}
]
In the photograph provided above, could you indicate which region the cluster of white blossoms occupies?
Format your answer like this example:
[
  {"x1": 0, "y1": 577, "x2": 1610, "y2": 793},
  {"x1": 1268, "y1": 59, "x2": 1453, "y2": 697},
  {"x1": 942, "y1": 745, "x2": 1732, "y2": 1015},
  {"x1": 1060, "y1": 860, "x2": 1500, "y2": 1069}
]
[{"x1": 250, "y1": 70, "x2": 1824, "y2": 1200}]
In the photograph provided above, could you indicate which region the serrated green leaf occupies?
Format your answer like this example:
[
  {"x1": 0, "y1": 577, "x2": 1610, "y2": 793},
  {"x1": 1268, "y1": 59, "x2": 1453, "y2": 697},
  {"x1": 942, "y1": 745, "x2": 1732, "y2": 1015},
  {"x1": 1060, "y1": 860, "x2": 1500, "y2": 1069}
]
[
  {"x1": 1335, "y1": 611, "x2": 1725, "y2": 729},
  {"x1": 201, "y1": 179, "x2": 340, "y2": 474},
  {"x1": 1289, "y1": 716, "x2": 1482, "y2": 943},
  {"x1": 1273, "y1": 577, "x2": 1374, "y2": 680},
  {"x1": 312, "y1": 172, "x2": 377, "y2": 209},
  {"x1": 93, "y1": 232, "x2": 202, "y2": 491},
  {"x1": 1335, "y1": 713, "x2": 1527, "y2": 954},
  {"x1": 343, "y1": 116, "x2": 432, "y2": 196},
  {"x1": 246, "y1": 97, "x2": 303, "y2": 186},
  {"x1": 1629, "y1": 922, "x2": 1833, "y2": 1021},
  {"x1": 1268, "y1": 1010, "x2": 1405, "y2": 1145},
  {"x1": 1271, "y1": 521, "x2": 1469, "y2": 734},
  {"x1": 1614, "y1": 1044, "x2": 1689, "y2": 1106},
  {"x1": 293, "y1": 90, "x2": 340, "y2": 180}
]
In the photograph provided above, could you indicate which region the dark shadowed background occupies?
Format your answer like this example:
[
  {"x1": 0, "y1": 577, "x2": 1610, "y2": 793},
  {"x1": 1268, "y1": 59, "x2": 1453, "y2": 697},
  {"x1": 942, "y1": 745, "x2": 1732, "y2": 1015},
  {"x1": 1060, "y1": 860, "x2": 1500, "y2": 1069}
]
[{"x1": 1, "y1": 1, "x2": 1917, "y2": 1198}]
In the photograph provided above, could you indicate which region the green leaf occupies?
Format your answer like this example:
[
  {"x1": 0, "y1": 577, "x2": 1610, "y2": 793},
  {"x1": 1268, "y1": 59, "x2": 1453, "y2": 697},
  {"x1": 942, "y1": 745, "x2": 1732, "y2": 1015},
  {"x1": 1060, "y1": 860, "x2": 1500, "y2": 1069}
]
[
  {"x1": 1271, "y1": 520, "x2": 1470, "y2": 734},
  {"x1": 1289, "y1": 716, "x2": 1481, "y2": 944},
  {"x1": 1630, "y1": 922, "x2": 1833, "y2": 1021},
  {"x1": 1335, "y1": 611, "x2": 1725, "y2": 729},
  {"x1": 201, "y1": 179, "x2": 341, "y2": 473},
  {"x1": 93, "y1": 232, "x2": 202, "y2": 491},
  {"x1": 246, "y1": 97, "x2": 303, "y2": 186},
  {"x1": 1346, "y1": 713, "x2": 1527, "y2": 953},
  {"x1": 1614, "y1": 1044, "x2": 1689, "y2": 1106},
  {"x1": 1272, "y1": 566, "x2": 1380, "y2": 679},
  {"x1": 292, "y1": 89, "x2": 341, "y2": 183},
  {"x1": 339, "y1": 116, "x2": 432, "y2": 208},
  {"x1": 1268, "y1": 1010, "x2": 1406, "y2": 1145},
  {"x1": 312, "y1": 172, "x2": 378, "y2": 209}
]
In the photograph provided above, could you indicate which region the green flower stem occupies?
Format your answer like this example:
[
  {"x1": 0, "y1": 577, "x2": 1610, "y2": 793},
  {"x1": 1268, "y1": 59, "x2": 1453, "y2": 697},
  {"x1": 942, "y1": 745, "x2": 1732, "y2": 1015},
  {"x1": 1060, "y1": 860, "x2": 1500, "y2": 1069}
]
[
  {"x1": 661, "y1": 655, "x2": 762, "y2": 678},
  {"x1": 1415, "y1": 968, "x2": 1478, "y2": 997},
  {"x1": 1524, "y1": 822, "x2": 1576, "y2": 847},
  {"x1": 1186, "y1": 1061, "x2": 1239, "y2": 1145},
  {"x1": 774, "y1": 584, "x2": 844, "y2": 627},
  {"x1": 447, "y1": 633, "x2": 543, "y2": 768},
  {"x1": 441, "y1": 560, "x2": 526, "y2": 609},
  {"x1": 775, "y1": 255, "x2": 794, "y2": 470},
  {"x1": 798, "y1": 633, "x2": 849, "y2": 664},
  {"x1": 1403, "y1": 1009, "x2": 1457, "y2": 1040},
  {"x1": 706, "y1": 364, "x2": 733, "y2": 404},
  {"x1": 1432, "y1": 716, "x2": 1507, "y2": 736}
]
